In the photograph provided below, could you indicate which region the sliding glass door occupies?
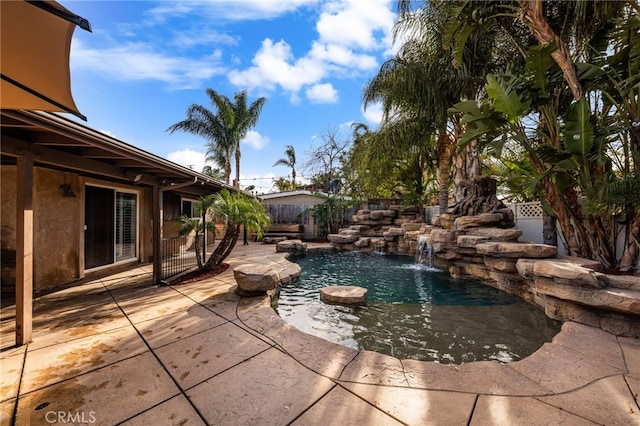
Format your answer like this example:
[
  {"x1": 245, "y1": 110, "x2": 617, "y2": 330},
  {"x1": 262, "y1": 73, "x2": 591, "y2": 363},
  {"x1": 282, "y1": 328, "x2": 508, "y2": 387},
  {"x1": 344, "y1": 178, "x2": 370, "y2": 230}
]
[{"x1": 85, "y1": 186, "x2": 137, "y2": 270}]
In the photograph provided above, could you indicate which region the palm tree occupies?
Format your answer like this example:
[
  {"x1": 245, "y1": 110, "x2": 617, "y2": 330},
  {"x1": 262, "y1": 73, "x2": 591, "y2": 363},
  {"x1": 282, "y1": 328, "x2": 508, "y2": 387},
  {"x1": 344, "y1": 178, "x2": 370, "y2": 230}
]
[
  {"x1": 203, "y1": 189, "x2": 270, "y2": 269},
  {"x1": 273, "y1": 145, "x2": 297, "y2": 186},
  {"x1": 167, "y1": 89, "x2": 266, "y2": 187},
  {"x1": 363, "y1": 1, "x2": 497, "y2": 213}
]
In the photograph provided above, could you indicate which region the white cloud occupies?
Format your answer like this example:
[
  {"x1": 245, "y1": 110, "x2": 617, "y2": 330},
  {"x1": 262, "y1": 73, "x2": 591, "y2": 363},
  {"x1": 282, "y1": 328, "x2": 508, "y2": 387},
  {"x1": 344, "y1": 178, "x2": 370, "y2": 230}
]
[
  {"x1": 242, "y1": 130, "x2": 270, "y2": 150},
  {"x1": 308, "y1": 41, "x2": 378, "y2": 70},
  {"x1": 362, "y1": 102, "x2": 383, "y2": 126},
  {"x1": 306, "y1": 83, "x2": 338, "y2": 103},
  {"x1": 148, "y1": 0, "x2": 319, "y2": 22},
  {"x1": 228, "y1": 39, "x2": 326, "y2": 94},
  {"x1": 228, "y1": 0, "x2": 395, "y2": 103},
  {"x1": 167, "y1": 148, "x2": 207, "y2": 171},
  {"x1": 71, "y1": 39, "x2": 226, "y2": 89},
  {"x1": 316, "y1": 0, "x2": 395, "y2": 50}
]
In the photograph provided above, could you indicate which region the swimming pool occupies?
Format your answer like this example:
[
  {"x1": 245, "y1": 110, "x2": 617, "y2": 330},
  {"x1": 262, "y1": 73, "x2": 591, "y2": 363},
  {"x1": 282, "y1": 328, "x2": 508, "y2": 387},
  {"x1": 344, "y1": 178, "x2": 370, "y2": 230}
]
[{"x1": 275, "y1": 251, "x2": 561, "y2": 364}]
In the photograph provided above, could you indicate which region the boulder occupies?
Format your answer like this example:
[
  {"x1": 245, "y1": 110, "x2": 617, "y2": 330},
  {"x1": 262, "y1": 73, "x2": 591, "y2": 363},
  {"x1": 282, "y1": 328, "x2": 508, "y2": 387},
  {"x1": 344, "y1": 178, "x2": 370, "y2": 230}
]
[
  {"x1": 535, "y1": 277, "x2": 640, "y2": 315},
  {"x1": 386, "y1": 227, "x2": 405, "y2": 237},
  {"x1": 532, "y1": 260, "x2": 605, "y2": 288},
  {"x1": 483, "y1": 256, "x2": 518, "y2": 273},
  {"x1": 320, "y1": 285, "x2": 367, "y2": 304},
  {"x1": 328, "y1": 233, "x2": 359, "y2": 244},
  {"x1": 430, "y1": 229, "x2": 461, "y2": 244},
  {"x1": 476, "y1": 242, "x2": 557, "y2": 258},
  {"x1": 457, "y1": 235, "x2": 490, "y2": 248},
  {"x1": 355, "y1": 238, "x2": 370, "y2": 248},
  {"x1": 262, "y1": 236, "x2": 287, "y2": 244},
  {"x1": 454, "y1": 213, "x2": 504, "y2": 229},
  {"x1": 401, "y1": 222, "x2": 423, "y2": 232},
  {"x1": 234, "y1": 264, "x2": 280, "y2": 295},
  {"x1": 465, "y1": 227, "x2": 522, "y2": 241},
  {"x1": 276, "y1": 239, "x2": 307, "y2": 254},
  {"x1": 515, "y1": 259, "x2": 537, "y2": 279}
]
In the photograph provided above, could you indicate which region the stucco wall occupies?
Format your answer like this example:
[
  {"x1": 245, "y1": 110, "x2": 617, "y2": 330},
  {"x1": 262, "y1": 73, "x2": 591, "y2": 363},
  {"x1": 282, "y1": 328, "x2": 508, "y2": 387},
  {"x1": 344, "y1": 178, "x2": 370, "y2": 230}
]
[
  {"x1": 34, "y1": 169, "x2": 81, "y2": 290},
  {"x1": 1, "y1": 167, "x2": 17, "y2": 252},
  {"x1": 1, "y1": 166, "x2": 154, "y2": 292}
]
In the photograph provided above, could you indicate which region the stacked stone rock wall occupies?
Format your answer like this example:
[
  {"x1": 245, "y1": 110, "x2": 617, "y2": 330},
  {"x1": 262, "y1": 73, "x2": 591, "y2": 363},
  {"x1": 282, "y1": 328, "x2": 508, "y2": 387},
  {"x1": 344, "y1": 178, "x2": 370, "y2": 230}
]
[
  {"x1": 328, "y1": 205, "x2": 424, "y2": 254},
  {"x1": 329, "y1": 211, "x2": 640, "y2": 338}
]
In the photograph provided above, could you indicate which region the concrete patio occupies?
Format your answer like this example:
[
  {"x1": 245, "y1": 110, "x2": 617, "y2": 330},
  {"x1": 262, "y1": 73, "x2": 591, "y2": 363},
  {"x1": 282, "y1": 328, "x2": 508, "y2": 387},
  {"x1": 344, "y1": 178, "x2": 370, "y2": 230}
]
[{"x1": 1, "y1": 242, "x2": 639, "y2": 425}]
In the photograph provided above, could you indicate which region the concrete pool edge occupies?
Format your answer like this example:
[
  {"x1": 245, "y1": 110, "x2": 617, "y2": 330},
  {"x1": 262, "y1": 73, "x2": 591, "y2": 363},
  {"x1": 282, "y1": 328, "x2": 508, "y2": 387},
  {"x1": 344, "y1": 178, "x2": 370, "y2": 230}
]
[{"x1": 233, "y1": 244, "x2": 636, "y2": 397}]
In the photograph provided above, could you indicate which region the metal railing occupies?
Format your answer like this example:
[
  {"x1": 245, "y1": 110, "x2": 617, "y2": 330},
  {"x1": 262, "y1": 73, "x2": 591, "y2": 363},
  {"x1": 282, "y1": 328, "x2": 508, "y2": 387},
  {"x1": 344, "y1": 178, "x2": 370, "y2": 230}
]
[{"x1": 160, "y1": 235, "x2": 204, "y2": 280}]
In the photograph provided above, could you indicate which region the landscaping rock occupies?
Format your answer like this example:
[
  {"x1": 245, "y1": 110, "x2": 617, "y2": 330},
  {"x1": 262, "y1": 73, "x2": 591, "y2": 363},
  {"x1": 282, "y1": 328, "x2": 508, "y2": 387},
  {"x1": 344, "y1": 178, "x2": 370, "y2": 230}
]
[
  {"x1": 328, "y1": 233, "x2": 359, "y2": 244},
  {"x1": 262, "y1": 236, "x2": 287, "y2": 244},
  {"x1": 320, "y1": 286, "x2": 367, "y2": 304},
  {"x1": 276, "y1": 239, "x2": 307, "y2": 254},
  {"x1": 476, "y1": 242, "x2": 557, "y2": 258},
  {"x1": 401, "y1": 222, "x2": 423, "y2": 232},
  {"x1": 465, "y1": 227, "x2": 523, "y2": 241},
  {"x1": 454, "y1": 213, "x2": 504, "y2": 229},
  {"x1": 532, "y1": 260, "x2": 605, "y2": 288},
  {"x1": 354, "y1": 238, "x2": 370, "y2": 248},
  {"x1": 234, "y1": 264, "x2": 280, "y2": 295}
]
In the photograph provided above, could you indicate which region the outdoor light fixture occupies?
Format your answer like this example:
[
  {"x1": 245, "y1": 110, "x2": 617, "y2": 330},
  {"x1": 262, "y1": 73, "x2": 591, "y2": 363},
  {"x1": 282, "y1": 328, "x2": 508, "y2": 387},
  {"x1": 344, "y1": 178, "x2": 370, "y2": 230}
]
[{"x1": 59, "y1": 184, "x2": 75, "y2": 197}]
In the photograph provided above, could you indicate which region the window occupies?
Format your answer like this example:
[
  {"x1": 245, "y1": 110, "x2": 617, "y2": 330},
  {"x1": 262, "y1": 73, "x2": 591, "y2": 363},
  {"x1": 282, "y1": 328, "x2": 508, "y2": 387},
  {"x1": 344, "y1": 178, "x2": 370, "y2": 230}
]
[
  {"x1": 182, "y1": 199, "x2": 201, "y2": 218},
  {"x1": 116, "y1": 192, "x2": 137, "y2": 262}
]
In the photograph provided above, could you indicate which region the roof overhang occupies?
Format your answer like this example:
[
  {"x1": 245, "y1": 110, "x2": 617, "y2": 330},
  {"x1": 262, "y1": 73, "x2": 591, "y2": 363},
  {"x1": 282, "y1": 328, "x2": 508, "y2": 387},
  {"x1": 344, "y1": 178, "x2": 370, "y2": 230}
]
[{"x1": 1, "y1": 109, "x2": 232, "y2": 197}]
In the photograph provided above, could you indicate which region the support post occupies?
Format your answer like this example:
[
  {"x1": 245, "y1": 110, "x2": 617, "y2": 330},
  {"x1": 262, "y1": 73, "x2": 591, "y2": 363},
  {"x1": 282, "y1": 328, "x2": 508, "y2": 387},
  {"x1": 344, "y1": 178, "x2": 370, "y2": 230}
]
[
  {"x1": 152, "y1": 185, "x2": 163, "y2": 284},
  {"x1": 16, "y1": 157, "x2": 34, "y2": 345}
]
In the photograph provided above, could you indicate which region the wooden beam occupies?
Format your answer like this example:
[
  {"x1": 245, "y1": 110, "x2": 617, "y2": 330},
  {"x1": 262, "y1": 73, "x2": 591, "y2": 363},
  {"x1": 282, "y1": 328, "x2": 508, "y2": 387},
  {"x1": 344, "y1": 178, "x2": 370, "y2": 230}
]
[
  {"x1": 16, "y1": 156, "x2": 33, "y2": 345},
  {"x1": 1, "y1": 136, "x2": 159, "y2": 186},
  {"x1": 32, "y1": 132, "x2": 87, "y2": 146}
]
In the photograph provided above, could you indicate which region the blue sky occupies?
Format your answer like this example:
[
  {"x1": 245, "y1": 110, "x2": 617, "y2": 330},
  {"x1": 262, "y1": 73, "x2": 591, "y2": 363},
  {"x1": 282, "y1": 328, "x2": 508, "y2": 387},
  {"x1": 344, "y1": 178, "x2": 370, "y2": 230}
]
[{"x1": 65, "y1": 0, "x2": 397, "y2": 193}]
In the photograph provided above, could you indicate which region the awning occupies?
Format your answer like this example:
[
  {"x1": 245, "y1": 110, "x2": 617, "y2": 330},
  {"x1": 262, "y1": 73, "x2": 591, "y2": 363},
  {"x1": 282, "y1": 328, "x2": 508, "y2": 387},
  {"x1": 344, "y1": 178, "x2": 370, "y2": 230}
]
[{"x1": 0, "y1": 0, "x2": 91, "y2": 120}]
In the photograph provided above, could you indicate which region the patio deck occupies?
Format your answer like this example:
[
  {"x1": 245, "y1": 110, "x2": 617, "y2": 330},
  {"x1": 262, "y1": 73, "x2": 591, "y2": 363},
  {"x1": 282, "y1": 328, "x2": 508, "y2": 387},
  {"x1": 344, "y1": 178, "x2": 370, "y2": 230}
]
[{"x1": 1, "y1": 242, "x2": 639, "y2": 425}]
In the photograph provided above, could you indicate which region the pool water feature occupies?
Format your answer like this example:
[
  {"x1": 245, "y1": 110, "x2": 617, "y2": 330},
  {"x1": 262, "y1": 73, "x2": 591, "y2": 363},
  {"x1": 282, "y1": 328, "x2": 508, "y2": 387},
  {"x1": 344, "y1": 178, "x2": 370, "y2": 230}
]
[{"x1": 275, "y1": 251, "x2": 561, "y2": 364}]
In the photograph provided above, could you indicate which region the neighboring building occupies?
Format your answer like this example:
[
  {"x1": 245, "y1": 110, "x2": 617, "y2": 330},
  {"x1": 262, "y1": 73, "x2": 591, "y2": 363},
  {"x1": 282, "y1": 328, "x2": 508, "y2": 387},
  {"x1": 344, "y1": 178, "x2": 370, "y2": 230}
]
[
  {"x1": 1, "y1": 109, "x2": 233, "y2": 297},
  {"x1": 259, "y1": 190, "x2": 355, "y2": 240}
]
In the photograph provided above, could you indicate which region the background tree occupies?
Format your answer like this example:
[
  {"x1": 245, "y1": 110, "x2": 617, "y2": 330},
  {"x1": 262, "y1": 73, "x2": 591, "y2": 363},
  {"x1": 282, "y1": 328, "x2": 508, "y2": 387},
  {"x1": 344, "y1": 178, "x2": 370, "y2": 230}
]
[
  {"x1": 273, "y1": 145, "x2": 297, "y2": 187},
  {"x1": 167, "y1": 88, "x2": 266, "y2": 187},
  {"x1": 202, "y1": 164, "x2": 225, "y2": 181},
  {"x1": 362, "y1": 0, "x2": 502, "y2": 212},
  {"x1": 272, "y1": 176, "x2": 296, "y2": 192},
  {"x1": 303, "y1": 127, "x2": 351, "y2": 192}
]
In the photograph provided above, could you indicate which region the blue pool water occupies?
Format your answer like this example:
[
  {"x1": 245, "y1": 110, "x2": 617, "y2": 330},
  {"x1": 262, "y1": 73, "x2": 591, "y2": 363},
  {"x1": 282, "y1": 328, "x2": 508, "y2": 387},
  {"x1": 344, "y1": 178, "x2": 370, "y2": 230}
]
[{"x1": 275, "y1": 251, "x2": 561, "y2": 364}]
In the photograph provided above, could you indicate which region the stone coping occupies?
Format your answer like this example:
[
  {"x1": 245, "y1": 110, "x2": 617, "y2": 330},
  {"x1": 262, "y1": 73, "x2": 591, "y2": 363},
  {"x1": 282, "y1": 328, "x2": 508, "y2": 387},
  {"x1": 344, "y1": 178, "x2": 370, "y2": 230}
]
[
  {"x1": 233, "y1": 245, "x2": 634, "y2": 396},
  {"x1": 238, "y1": 294, "x2": 632, "y2": 397}
]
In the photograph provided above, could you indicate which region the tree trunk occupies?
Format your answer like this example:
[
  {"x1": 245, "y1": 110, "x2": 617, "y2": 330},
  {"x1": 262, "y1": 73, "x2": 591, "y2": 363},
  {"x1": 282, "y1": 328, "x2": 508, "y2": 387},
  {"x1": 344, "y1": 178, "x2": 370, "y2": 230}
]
[
  {"x1": 194, "y1": 233, "x2": 203, "y2": 269},
  {"x1": 204, "y1": 225, "x2": 240, "y2": 269},
  {"x1": 519, "y1": 0, "x2": 583, "y2": 100},
  {"x1": 618, "y1": 210, "x2": 640, "y2": 272},
  {"x1": 235, "y1": 146, "x2": 241, "y2": 188},
  {"x1": 437, "y1": 133, "x2": 453, "y2": 214},
  {"x1": 542, "y1": 211, "x2": 557, "y2": 246},
  {"x1": 452, "y1": 140, "x2": 481, "y2": 203}
]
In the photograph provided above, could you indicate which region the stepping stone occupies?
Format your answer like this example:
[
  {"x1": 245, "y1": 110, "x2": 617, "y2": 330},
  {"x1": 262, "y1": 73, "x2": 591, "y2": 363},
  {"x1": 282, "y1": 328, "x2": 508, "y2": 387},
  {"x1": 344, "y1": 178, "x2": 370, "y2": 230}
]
[{"x1": 320, "y1": 286, "x2": 367, "y2": 305}]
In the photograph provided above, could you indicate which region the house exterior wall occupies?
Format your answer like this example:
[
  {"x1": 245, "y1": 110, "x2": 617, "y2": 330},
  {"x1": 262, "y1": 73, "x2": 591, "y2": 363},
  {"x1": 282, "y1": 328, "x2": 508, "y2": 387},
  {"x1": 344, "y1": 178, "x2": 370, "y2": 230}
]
[
  {"x1": 34, "y1": 168, "x2": 80, "y2": 290},
  {"x1": 1, "y1": 166, "x2": 154, "y2": 293}
]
